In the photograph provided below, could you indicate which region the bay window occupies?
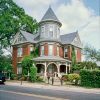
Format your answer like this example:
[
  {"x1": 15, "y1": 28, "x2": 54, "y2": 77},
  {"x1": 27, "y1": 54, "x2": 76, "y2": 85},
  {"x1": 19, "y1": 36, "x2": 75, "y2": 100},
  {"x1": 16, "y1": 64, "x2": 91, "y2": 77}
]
[{"x1": 57, "y1": 46, "x2": 59, "y2": 56}]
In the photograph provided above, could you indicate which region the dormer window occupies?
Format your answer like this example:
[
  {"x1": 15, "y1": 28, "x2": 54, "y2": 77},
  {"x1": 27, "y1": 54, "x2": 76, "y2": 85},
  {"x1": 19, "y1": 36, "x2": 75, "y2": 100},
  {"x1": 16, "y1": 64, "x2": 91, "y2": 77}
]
[{"x1": 49, "y1": 25, "x2": 53, "y2": 37}]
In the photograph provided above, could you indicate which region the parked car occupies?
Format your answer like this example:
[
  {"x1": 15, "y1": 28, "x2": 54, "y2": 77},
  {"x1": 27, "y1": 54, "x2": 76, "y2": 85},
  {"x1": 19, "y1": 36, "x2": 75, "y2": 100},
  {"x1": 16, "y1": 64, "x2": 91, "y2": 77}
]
[{"x1": 0, "y1": 73, "x2": 6, "y2": 84}]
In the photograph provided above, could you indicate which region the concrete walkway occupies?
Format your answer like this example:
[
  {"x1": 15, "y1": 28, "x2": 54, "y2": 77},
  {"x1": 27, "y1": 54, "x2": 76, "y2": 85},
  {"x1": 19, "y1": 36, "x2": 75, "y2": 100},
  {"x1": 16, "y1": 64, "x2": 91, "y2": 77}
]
[{"x1": 5, "y1": 80, "x2": 100, "y2": 94}]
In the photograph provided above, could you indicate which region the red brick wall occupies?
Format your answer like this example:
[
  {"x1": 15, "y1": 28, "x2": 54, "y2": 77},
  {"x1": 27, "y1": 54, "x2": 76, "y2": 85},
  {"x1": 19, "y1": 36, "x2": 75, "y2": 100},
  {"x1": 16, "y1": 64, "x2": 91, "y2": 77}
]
[
  {"x1": 77, "y1": 48, "x2": 81, "y2": 62},
  {"x1": 12, "y1": 47, "x2": 17, "y2": 74},
  {"x1": 22, "y1": 45, "x2": 30, "y2": 56},
  {"x1": 44, "y1": 43, "x2": 48, "y2": 56},
  {"x1": 59, "y1": 46, "x2": 64, "y2": 57},
  {"x1": 67, "y1": 46, "x2": 72, "y2": 60},
  {"x1": 12, "y1": 44, "x2": 31, "y2": 74}
]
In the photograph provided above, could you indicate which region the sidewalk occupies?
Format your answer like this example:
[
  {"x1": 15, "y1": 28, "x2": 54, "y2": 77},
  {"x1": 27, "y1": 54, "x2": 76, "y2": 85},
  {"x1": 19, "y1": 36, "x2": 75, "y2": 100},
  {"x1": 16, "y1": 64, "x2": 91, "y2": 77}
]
[{"x1": 5, "y1": 80, "x2": 100, "y2": 94}]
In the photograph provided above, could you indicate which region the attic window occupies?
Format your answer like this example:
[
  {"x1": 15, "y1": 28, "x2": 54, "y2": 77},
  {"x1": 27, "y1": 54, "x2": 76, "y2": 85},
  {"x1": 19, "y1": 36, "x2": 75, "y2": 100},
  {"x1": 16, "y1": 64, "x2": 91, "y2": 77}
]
[{"x1": 41, "y1": 26, "x2": 45, "y2": 35}]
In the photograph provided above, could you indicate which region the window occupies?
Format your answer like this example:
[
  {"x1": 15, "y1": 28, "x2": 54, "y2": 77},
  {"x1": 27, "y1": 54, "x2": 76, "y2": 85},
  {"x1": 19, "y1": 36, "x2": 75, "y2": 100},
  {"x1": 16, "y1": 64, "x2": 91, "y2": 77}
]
[
  {"x1": 17, "y1": 64, "x2": 22, "y2": 74},
  {"x1": 49, "y1": 25, "x2": 53, "y2": 37},
  {"x1": 64, "y1": 47, "x2": 68, "y2": 58},
  {"x1": 41, "y1": 46, "x2": 44, "y2": 56},
  {"x1": 57, "y1": 46, "x2": 59, "y2": 56},
  {"x1": 41, "y1": 26, "x2": 45, "y2": 35},
  {"x1": 30, "y1": 46, "x2": 33, "y2": 52},
  {"x1": 49, "y1": 45, "x2": 53, "y2": 56},
  {"x1": 17, "y1": 47, "x2": 22, "y2": 57},
  {"x1": 57, "y1": 28, "x2": 60, "y2": 38}
]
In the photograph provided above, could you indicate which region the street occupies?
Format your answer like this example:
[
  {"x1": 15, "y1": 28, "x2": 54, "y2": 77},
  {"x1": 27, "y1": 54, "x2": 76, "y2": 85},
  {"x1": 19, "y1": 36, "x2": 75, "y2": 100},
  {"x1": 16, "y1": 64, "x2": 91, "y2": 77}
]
[{"x1": 0, "y1": 85, "x2": 100, "y2": 100}]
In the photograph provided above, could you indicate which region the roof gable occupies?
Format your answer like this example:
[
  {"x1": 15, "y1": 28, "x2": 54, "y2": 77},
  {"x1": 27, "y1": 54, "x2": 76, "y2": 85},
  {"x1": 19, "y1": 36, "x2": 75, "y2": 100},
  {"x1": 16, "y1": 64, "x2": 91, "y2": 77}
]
[
  {"x1": 60, "y1": 32, "x2": 82, "y2": 48},
  {"x1": 12, "y1": 30, "x2": 36, "y2": 45}
]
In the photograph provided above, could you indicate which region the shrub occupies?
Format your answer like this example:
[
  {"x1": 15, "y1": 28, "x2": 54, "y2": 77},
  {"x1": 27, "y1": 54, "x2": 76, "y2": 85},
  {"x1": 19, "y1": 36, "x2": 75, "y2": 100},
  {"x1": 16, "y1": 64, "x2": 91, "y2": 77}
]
[
  {"x1": 10, "y1": 74, "x2": 17, "y2": 80},
  {"x1": 80, "y1": 69, "x2": 100, "y2": 88},
  {"x1": 68, "y1": 73, "x2": 80, "y2": 85},
  {"x1": 29, "y1": 66, "x2": 37, "y2": 82},
  {"x1": 62, "y1": 75, "x2": 68, "y2": 81},
  {"x1": 36, "y1": 76, "x2": 44, "y2": 82}
]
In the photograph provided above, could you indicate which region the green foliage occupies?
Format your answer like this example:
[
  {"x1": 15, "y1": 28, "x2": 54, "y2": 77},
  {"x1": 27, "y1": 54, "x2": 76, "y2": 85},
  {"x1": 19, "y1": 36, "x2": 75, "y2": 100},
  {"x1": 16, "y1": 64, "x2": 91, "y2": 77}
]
[
  {"x1": 62, "y1": 75, "x2": 68, "y2": 81},
  {"x1": 36, "y1": 76, "x2": 44, "y2": 82},
  {"x1": 31, "y1": 47, "x2": 39, "y2": 57},
  {"x1": 21, "y1": 55, "x2": 33, "y2": 75},
  {"x1": 0, "y1": 55, "x2": 13, "y2": 74},
  {"x1": 30, "y1": 66, "x2": 37, "y2": 82},
  {"x1": 80, "y1": 69, "x2": 100, "y2": 88},
  {"x1": 84, "y1": 45, "x2": 100, "y2": 61},
  {"x1": 71, "y1": 46, "x2": 76, "y2": 72},
  {"x1": 74, "y1": 61, "x2": 97, "y2": 71},
  {"x1": 68, "y1": 73, "x2": 80, "y2": 85},
  {"x1": 0, "y1": 0, "x2": 38, "y2": 47}
]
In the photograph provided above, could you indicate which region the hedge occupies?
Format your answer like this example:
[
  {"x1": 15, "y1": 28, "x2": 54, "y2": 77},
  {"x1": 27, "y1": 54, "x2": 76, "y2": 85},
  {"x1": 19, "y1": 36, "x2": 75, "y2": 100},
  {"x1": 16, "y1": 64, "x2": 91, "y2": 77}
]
[{"x1": 80, "y1": 69, "x2": 100, "y2": 88}]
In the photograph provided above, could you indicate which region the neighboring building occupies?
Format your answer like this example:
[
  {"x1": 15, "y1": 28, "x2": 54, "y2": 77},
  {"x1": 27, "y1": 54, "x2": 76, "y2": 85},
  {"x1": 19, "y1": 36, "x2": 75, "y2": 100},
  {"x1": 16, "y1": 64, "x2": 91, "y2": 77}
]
[{"x1": 12, "y1": 7, "x2": 82, "y2": 77}]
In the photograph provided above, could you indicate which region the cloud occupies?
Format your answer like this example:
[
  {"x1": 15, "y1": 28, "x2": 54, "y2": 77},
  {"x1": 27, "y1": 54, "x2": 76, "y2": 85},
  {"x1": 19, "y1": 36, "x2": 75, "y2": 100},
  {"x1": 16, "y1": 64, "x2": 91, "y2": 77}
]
[
  {"x1": 13, "y1": 0, "x2": 100, "y2": 50},
  {"x1": 56, "y1": 0, "x2": 100, "y2": 50}
]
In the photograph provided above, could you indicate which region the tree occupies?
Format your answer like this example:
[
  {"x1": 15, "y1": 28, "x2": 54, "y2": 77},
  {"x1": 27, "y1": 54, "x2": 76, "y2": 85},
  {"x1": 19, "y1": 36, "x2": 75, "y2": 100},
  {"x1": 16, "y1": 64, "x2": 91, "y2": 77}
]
[
  {"x1": 0, "y1": 54, "x2": 13, "y2": 79},
  {"x1": 30, "y1": 65, "x2": 37, "y2": 82},
  {"x1": 0, "y1": 0, "x2": 38, "y2": 48},
  {"x1": 21, "y1": 55, "x2": 33, "y2": 76},
  {"x1": 84, "y1": 45, "x2": 100, "y2": 61}
]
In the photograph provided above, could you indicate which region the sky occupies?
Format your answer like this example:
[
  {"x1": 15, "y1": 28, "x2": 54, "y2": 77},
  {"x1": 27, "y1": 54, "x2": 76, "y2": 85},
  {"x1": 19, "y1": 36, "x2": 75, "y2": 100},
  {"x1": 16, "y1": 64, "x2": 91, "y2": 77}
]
[{"x1": 13, "y1": 0, "x2": 100, "y2": 50}]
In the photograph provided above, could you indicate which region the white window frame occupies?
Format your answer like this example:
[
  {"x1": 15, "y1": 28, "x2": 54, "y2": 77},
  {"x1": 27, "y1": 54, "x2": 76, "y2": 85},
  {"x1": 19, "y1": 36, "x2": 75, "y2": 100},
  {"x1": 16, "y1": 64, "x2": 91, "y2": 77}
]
[
  {"x1": 64, "y1": 47, "x2": 68, "y2": 58},
  {"x1": 17, "y1": 47, "x2": 22, "y2": 57},
  {"x1": 57, "y1": 27, "x2": 60, "y2": 38},
  {"x1": 41, "y1": 45, "x2": 44, "y2": 56},
  {"x1": 48, "y1": 45, "x2": 53, "y2": 56}
]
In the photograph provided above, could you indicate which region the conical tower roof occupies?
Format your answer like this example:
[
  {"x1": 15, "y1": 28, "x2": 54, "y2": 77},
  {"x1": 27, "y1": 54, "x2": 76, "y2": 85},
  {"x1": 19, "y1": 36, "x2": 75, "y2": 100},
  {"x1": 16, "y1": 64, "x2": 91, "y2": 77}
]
[{"x1": 40, "y1": 7, "x2": 62, "y2": 26}]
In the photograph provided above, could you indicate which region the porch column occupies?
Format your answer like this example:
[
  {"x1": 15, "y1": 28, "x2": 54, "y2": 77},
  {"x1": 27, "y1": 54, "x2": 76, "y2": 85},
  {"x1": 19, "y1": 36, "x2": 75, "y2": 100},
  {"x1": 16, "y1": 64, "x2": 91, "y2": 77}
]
[
  {"x1": 66, "y1": 64, "x2": 68, "y2": 74},
  {"x1": 44, "y1": 62, "x2": 47, "y2": 77}
]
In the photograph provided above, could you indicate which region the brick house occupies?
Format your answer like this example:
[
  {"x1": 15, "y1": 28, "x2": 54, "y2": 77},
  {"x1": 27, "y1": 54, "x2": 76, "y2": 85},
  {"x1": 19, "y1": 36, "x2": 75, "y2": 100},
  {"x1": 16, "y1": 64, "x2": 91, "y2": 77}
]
[{"x1": 12, "y1": 7, "x2": 82, "y2": 77}]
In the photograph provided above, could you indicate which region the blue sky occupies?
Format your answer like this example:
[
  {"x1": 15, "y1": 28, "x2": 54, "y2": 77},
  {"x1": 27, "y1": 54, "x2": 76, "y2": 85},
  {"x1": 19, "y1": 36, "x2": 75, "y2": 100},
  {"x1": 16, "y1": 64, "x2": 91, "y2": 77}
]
[{"x1": 14, "y1": 0, "x2": 100, "y2": 50}]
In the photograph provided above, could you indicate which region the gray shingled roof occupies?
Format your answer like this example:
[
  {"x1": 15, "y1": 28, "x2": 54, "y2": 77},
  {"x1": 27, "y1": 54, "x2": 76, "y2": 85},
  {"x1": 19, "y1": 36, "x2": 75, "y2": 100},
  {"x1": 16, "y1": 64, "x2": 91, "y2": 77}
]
[
  {"x1": 20, "y1": 30, "x2": 36, "y2": 43},
  {"x1": 33, "y1": 56, "x2": 71, "y2": 62},
  {"x1": 60, "y1": 32, "x2": 77, "y2": 44},
  {"x1": 40, "y1": 7, "x2": 61, "y2": 24}
]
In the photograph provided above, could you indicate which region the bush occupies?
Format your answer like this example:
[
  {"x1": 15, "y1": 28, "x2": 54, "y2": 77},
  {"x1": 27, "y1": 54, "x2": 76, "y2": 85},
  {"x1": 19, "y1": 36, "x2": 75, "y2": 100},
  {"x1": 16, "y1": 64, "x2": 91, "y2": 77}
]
[
  {"x1": 29, "y1": 66, "x2": 37, "y2": 82},
  {"x1": 68, "y1": 73, "x2": 80, "y2": 85},
  {"x1": 62, "y1": 75, "x2": 68, "y2": 81},
  {"x1": 80, "y1": 69, "x2": 100, "y2": 88},
  {"x1": 10, "y1": 74, "x2": 17, "y2": 80},
  {"x1": 36, "y1": 76, "x2": 44, "y2": 82}
]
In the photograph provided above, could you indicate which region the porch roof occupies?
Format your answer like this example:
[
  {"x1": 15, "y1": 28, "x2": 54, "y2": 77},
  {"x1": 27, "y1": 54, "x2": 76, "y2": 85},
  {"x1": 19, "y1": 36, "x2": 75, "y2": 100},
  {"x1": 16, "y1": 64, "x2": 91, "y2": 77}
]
[{"x1": 33, "y1": 56, "x2": 71, "y2": 62}]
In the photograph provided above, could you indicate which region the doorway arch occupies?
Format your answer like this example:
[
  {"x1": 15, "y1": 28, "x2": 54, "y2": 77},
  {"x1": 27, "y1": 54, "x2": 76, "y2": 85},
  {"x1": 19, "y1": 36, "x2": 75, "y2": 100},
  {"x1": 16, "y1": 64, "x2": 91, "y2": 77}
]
[{"x1": 47, "y1": 63, "x2": 57, "y2": 74}]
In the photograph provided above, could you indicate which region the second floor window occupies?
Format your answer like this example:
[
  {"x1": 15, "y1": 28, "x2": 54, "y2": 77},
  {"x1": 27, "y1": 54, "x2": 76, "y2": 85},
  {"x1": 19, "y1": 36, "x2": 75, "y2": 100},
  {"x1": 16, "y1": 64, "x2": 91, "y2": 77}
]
[
  {"x1": 41, "y1": 46, "x2": 44, "y2": 56},
  {"x1": 64, "y1": 47, "x2": 68, "y2": 58},
  {"x1": 49, "y1": 26, "x2": 53, "y2": 37},
  {"x1": 41, "y1": 26, "x2": 45, "y2": 36},
  {"x1": 49, "y1": 45, "x2": 53, "y2": 56},
  {"x1": 17, "y1": 47, "x2": 22, "y2": 57}
]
